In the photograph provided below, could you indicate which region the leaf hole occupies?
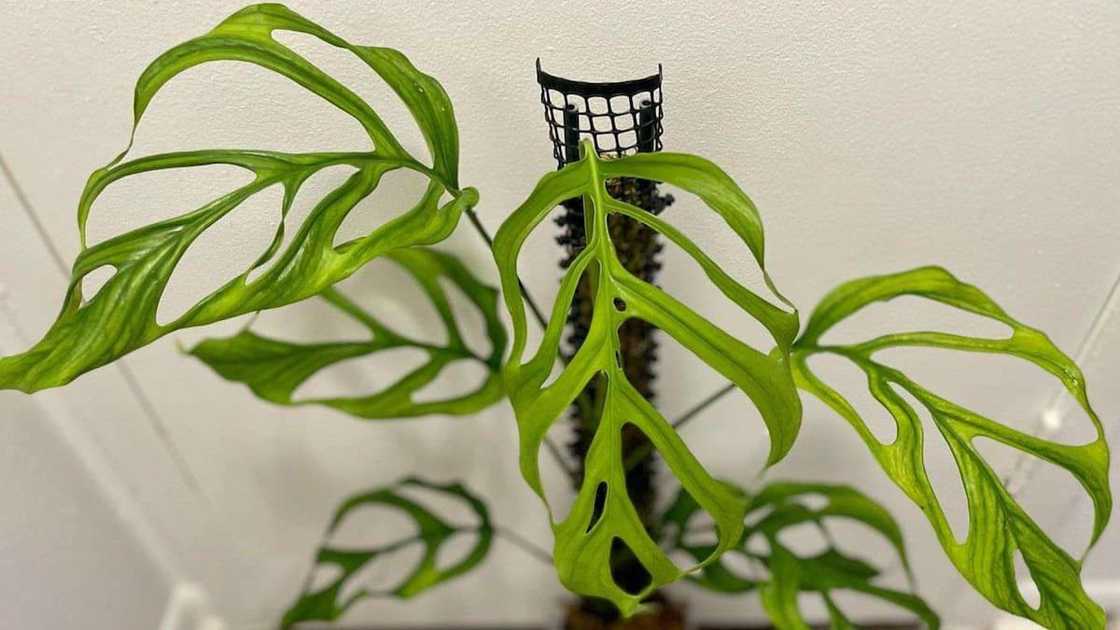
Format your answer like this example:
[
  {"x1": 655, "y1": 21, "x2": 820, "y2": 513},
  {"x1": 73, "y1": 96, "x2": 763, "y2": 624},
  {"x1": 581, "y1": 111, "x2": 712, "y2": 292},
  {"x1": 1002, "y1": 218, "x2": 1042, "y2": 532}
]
[
  {"x1": 539, "y1": 357, "x2": 565, "y2": 390},
  {"x1": 826, "y1": 518, "x2": 900, "y2": 573},
  {"x1": 652, "y1": 230, "x2": 780, "y2": 356},
  {"x1": 127, "y1": 59, "x2": 370, "y2": 155},
  {"x1": 251, "y1": 290, "x2": 372, "y2": 344},
  {"x1": 1013, "y1": 548, "x2": 1041, "y2": 609},
  {"x1": 725, "y1": 549, "x2": 768, "y2": 583},
  {"x1": 659, "y1": 329, "x2": 770, "y2": 477},
  {"x1": 669, "y1": 549, "x2": 700, "y2": 572},
  {"x1": 745, "y1": 505, "x2": 776, "y2": 530},
  {"x1": 655, "y1": 182, "x2": 794, "y2": 313},
  {"x1": 393, "y1": 482, "x2": 481, "y2": 530},
  {"x1": 85, "y1": 164, "x2": 255, "y2": 248},
  {"x1": 306, "y1": 563, "x2": 345, "y2": 593},
  {"x1": 437, "y1": 275, "x2": 496, "y2": 360},
  {"x1": 775, "y1": 523, "x2": 830, "y2": 558},
  {"x1": 804, "y1": 353, "x2": 897, "y2": 445},
  {"x1": 519, "y1": 218, "x2": 593, "y2": 363},
  {"x1": 744, "y1": 533, "x2": 771, "y2": 558},
  {"x1": 875, "y1": 346, "x2": 1097, "y2": 445},
  {"x1": 410, "y1": 359, "x2": 490, "y2": 405},
  {"x1": 672, "y1": 488, "x2": 718, "y2": 551},
  {"x1": 587, "y1": 482, "x2": 608, "y2": 533},
  {"x1": 972, "y1": 436, "x2": 1094, "y2": 558},
  {"x1": 819, "y1": 295, "x2": 1014, "y2": 347},
  {"x1": 326, "y1": 503, "x2": 416, "y2": 550},
  {"x1": 246, "y1": 164, "x2": 357, "y2": 284},
  {"x1": 271, "y1": 31, "x2": 425, "y2": 155},
  {"x1": 559, "y1": 259, "x2": 601, "y2": 361},
  {"x1": 613, "y1": 297, "x2": 627, "y2": 312},
  {"x1": 79, "y1": 266, "x2": 116, "y2": 304},
  {"x1": 797, "y1": 493, "x2": 830, "y2": 512},
  {"x1": 156, "y1": 183, "x2": 283, "y2": 326},
  {"x1": 333, "y1": 168, "x2": 433, "y2": 248},
  {"x1": 610, "y1": 537, "x2": 652, "y2": 596},
  {"x1": 334, "y1": 257, "x2": 447, "y2": 346},
  {"x1": 434, "y1": 531, "x2": 479, "y2": 571},
  {"x1": 538, "y1": 422, "x2": 578, "y2": 522},
  {"x1": 680, "y1": 522, "x2": 717, "y2": 549},
  {"x1": 337, "y1": 543, "x2": 424, "y2": 601},
  {"x1": 291, "y1": 347, "x2": 430, "y2": 403}
]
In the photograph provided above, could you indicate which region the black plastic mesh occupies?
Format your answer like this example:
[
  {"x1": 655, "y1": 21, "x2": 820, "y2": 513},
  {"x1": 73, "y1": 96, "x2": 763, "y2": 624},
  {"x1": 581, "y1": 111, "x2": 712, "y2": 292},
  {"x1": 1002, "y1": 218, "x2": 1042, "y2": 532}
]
[{"x1": 537, "y1": 59, "x2": 664, "y2": 167}]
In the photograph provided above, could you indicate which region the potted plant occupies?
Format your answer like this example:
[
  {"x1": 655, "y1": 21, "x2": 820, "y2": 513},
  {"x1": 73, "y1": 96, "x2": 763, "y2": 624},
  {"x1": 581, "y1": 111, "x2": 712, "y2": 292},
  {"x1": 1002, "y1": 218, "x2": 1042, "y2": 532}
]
[{"x1": 0, "y1": 5, "x2": 1110, "y2": 629}]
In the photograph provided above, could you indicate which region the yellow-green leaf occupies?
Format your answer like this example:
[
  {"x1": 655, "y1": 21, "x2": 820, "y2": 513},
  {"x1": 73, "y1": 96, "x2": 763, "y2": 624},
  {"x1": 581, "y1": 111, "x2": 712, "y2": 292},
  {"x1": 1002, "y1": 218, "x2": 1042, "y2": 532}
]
[
  {"x1": 664, "y1": 482, "x2": 939, "y2": 629},
  {"x1": 189, "y1": 248, "x2": 506, "y2": 419},
  {"x1": 280, "y1": 477, "x2": 492, "y2": 628},
  {"x1": 793, "y1": 266, "x2": 1111, "y2": 629},
  {"x1": 493, "y1": 140, "x2": 801, "y2": 615},
  {"x1": 0, "y1": 4, "x2": 476, "y2": 393}
]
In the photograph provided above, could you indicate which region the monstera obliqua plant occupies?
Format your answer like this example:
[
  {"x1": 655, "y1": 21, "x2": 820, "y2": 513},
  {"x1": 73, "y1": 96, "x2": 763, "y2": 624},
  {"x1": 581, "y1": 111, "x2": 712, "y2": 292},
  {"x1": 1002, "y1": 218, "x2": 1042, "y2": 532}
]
[{"x1": 1, "y1": 5, "x2": 1111, "y2": 630}]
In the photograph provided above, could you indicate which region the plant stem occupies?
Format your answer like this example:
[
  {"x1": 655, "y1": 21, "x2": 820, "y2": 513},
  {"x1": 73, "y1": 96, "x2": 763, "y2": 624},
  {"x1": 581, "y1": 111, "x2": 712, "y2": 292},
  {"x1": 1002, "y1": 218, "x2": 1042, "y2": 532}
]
[
  {"x1": 494, "y1": 525, "x2": 554, "y2": 566},
  {"x1": 463, "y1": 207, "x2": 576, "y2": 480},
  {"x1": 465, "y1": 208, "x2": 551, "y2": 331},
  {"x1": 672, "y1": 382, "x2": 736, "y2": 430},
  {"x1": 622, "y1": 382, "x2": 736, "y2": 471}
]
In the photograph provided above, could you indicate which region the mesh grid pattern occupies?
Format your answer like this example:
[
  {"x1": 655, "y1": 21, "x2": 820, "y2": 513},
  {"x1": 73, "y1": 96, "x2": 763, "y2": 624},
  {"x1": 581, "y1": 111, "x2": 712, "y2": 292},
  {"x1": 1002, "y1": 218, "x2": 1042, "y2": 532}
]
[{"x1": 537, "y1": 59, "x2": 664, "y2": 167}]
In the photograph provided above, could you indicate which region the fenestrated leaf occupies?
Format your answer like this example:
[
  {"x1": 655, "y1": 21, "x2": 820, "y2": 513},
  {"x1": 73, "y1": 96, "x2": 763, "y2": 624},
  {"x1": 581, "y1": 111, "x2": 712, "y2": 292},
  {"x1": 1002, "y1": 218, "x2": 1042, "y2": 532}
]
[
  {"x1": 280, "y1": 477, "x2": 493, "y2": 629},
  {"x1": 492, "y1": 140, "x2": 802, "y2": 615},
  {"x1": 760, "y1": 546, "x2": 811, "y2": 630},
  {"x1": 663, "y1": 482, "x2": 939, "y2": 629},
  {"x1": 792, "y1": 266, "x2": 1111, "y2": 629},
  {"x1": 0, "y1": 3, "x2": 478, "y2": 393},
  {"x1": 189, "y1": 247, "x2": 506, "y2": 419}
]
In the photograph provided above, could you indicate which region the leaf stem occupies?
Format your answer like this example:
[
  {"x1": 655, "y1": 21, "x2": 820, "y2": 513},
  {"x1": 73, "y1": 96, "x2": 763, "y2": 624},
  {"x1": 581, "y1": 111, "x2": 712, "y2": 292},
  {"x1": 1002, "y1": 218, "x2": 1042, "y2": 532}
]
[
  {"x1": 494, "y1": 525, "x2": 553, "y2": 566},
  {"x1": 463, "y1": 207, "x2": 577, "y2": 481},
  {"x1": 672, "y1": 382, "x2": 736, "y2": 430},
  {"x1": 465, "y1": 208, "x2": 551, "y2": 330},
  {"x1": 622, "y1": 382, "x2": 737, "y2": 471}
]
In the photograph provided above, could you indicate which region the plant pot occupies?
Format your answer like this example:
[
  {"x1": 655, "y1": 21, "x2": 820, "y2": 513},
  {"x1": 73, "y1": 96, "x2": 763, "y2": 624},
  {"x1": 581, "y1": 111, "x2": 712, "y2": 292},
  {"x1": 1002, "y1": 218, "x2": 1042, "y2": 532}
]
[{"x1": 550, "y1": 595, "x2": 693, "y2": 630}]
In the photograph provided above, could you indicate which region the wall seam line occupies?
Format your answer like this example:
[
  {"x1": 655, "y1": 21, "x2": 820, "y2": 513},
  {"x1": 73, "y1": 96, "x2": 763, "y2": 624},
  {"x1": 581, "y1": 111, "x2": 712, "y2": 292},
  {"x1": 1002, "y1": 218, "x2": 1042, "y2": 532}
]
[
  {"x1": 1005, "y1": 267, "x2": 1120, "y2": 497},
  {"x1": 0, "y1": 152, "x2": 206, "y2": 497}
]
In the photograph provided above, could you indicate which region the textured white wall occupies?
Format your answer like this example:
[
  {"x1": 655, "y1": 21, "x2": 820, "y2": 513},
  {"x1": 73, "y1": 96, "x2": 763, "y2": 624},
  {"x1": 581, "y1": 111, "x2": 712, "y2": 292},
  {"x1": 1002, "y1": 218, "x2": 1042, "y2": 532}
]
[{"x1": 1, "y1": 1, "x2": 1118, "y2": 628}]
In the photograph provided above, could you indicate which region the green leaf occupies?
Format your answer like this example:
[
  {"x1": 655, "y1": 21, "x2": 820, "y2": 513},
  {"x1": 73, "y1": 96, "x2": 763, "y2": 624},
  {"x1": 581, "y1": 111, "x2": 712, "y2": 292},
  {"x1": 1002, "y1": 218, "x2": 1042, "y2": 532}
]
[
  {"x1": 760, "y1": 545, "x2": 812, "y2": 630},
  {"x1": 493, "y1": 140, "x2": 802, "y2": 615},
  {"x1": 792, "y1": 266, "x2": 1111, "y2": 628},
  {"x1": 749, "y1": 482, "x2": 912, "y2": 577},
  {"x1": 0, "y1": 3, "x2": 478, "y2": 393},
  {"x1": 663, "y1": 482, "x2": 939, "y2": 629},
  {"x1": 280, "y1": 477, "x2": 493, "y2": 629},
  {"x1": 189, "y1": 247, "x2": 507, "y2": 419}
]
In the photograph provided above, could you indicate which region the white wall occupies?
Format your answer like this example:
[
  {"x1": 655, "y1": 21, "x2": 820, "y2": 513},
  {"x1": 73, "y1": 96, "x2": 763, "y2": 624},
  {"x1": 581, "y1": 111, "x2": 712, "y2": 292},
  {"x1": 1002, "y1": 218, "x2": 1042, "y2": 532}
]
[
  {"x1": 0, "y1": 393, "x2": 170, "y2": 630},
  {"x1": 1, "y1": 1, "x2": 1118, "y2": 628},
  {"x1": 0, "y1": 213, "x2": 173, "y2": 630}
]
